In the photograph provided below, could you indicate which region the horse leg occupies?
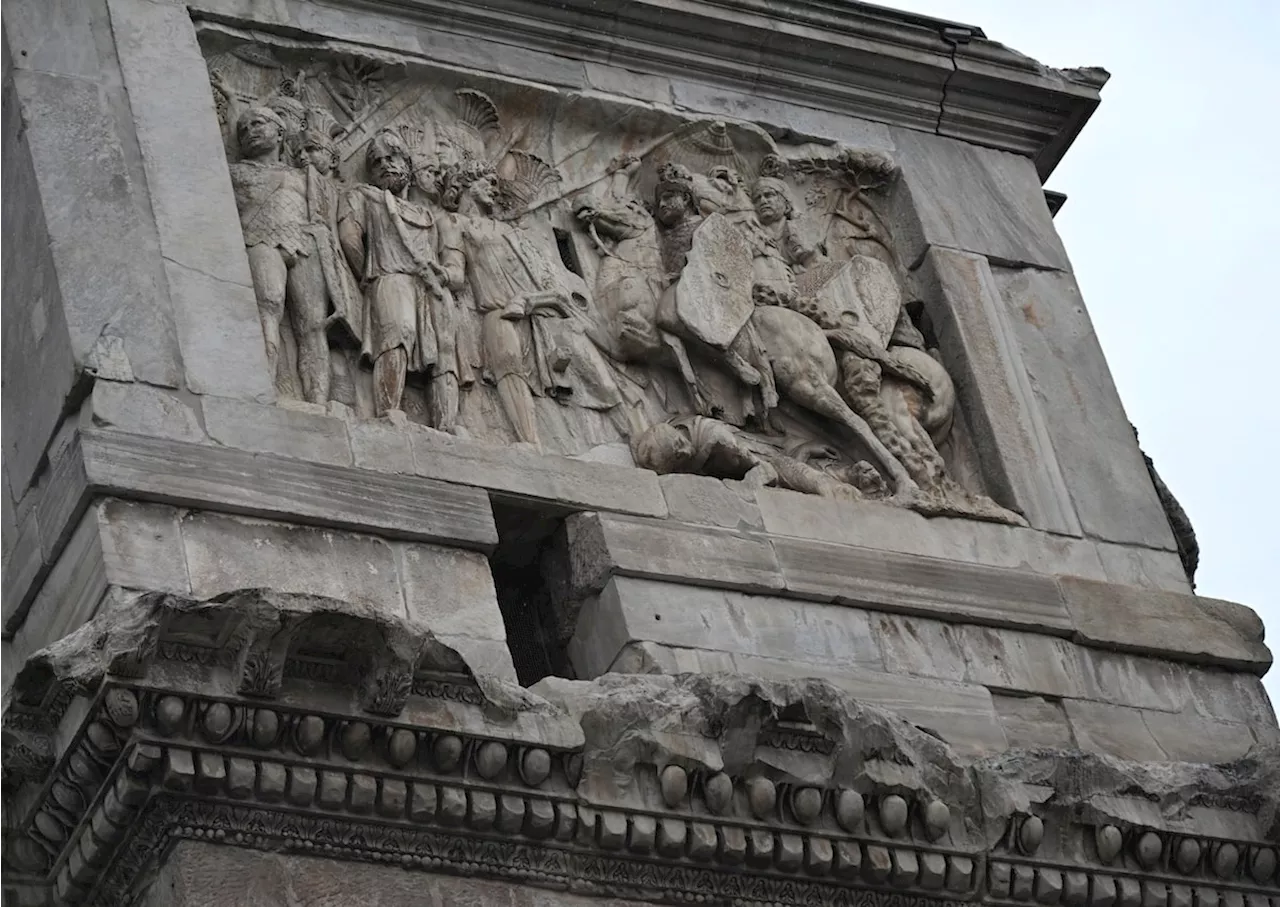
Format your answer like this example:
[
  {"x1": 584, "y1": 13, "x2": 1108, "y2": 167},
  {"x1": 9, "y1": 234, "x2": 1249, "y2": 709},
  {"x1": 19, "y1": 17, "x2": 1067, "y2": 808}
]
[
  {"x1": 779, "y1": 369, "x2": 919, "y2": 495},
  {"x1": 660, "y1": 330, "x2": 714, "y2": 416}
]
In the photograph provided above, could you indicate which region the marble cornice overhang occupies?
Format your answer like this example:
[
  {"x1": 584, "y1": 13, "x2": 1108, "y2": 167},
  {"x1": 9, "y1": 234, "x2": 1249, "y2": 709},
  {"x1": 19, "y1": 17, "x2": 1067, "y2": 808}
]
[
  {"x1": 304, "y1": 0, "x2": 1106, "y2": 178},
  {"x1": 3, "y1": 590, "x2": 1277, "y2": 905}
]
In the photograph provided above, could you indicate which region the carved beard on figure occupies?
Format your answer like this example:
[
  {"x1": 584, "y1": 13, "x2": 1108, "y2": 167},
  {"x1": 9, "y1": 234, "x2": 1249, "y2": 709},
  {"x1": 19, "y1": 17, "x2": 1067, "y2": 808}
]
[{"x1": 371, "y1": 157, "x2": 411, "y2": 194}]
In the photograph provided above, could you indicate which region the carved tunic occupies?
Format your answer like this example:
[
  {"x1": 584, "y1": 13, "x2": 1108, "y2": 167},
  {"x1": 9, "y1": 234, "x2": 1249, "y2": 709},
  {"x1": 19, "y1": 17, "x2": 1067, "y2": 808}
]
[
  {"x1": 441, "y1": 213, "x2": 560, "y2": 390},
  {"x1": 340, "y1": 185, "x2": 447, "y2": 370},
  {"x1": 229, "y1": 161, "x2": 311, "y2": 256}
]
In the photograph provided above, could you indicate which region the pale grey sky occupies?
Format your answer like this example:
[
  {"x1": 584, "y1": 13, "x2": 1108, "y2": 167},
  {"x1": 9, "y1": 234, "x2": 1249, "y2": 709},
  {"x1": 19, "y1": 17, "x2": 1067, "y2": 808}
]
[{"x1": 908, "y1": 1, "x2": 1280, "y2": 699}]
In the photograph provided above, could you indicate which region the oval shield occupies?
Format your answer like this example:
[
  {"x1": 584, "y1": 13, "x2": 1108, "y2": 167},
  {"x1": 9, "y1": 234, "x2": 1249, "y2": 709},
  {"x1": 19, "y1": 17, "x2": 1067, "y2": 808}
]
[{"x1": 675, "y1": 212, "x2": 754, "y2": 348}]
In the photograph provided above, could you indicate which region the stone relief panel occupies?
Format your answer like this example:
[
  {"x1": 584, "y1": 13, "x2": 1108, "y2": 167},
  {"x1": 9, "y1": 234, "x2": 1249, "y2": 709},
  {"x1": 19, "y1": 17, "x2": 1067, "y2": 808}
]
[{"x1": 203, "y1": 33, "x2": 1020, "y2": 524}]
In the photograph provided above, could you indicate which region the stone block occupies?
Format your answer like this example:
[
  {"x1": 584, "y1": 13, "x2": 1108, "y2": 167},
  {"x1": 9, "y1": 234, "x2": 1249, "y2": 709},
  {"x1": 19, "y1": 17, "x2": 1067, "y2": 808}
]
[
  {"x1": 1062, "y1": 700, "x2": 1167, "y2": 762},
  {"x1": 1140, "y1": 710, "x2": 1256, "y2": 764},
  {"x1": 35, "y1": 427, "x2": 90, "y2": 562},
  {"x1": 1, "y1": 509, "x2": 44, "y2": 631},
  {"x1": 89, "y1": 381, "x2": 205, "y2": 444},
  {"x1": 8, "y1": 65, "x2": 180, "y2": 392},
  {"x1": 107, "y1": 0, "x2": 252, "y2": 287},
  {"x1": 393, "y1": 543, "x2": 506, "y2": 640},
  {"x1": 569, "y1": 576, "x2": 883, "y2": 680},
  {"x1": 1076, "y1": 649, "x2": 1195, "y2": 714},
  {"x1": 657, "y1": 473, "x2": 762, "y2": 530},
  {"x1": 2, "y1": 0, "x2": 101, "y2": 79},
  {"x1": 410, "y1": 430, "x2": 666, "y2": 518},
  {"x1": 873, "y1": 613, "x2": 969, "y2": 683},
  {"x1": 6, "y1": 509, "x2": 107, "y2": 658},
  {"x1": 888, "y1": 125, "x2": 1070, "y2": 271},
  {"x1": 772, "y1": 534, "x2": 1072, "y2": 634},
  {"x1": 563, "y1": 512, "x2": 782, "y2": 597},
  {"x1": 2, "y1": 465, "x2": 15, "y2": 563},
  {"x1": 992, "y1": 694, "x2": 1076, "y2": 750},
  {"x1": 874, "y1": 613, "x2": 1091, "y2": 698},
  {"x1": 955, "y1": 624, "x2": 1089, "y2": 699},
  {"x1": 992, "y1": 266, "x2": 1175, "y2": 550},
  {"x1": 81, "y1": 429, "x2": 497, "y2": 550},
  {"x1": 671, "y1": 80, "x2": 897, "y2": 150},
  {"x1": 163, "y1": 262, "x2": 274, "y2": 401},
  {"x1": 202, "y1": 396, "x2": 350, "y2": 466},
  {"x1": 756, "y1": 488, "x2": 1099, "y2": 579},
  {"x1": 583, "y1": 61, "x2": 674, "y2": 106},
  {"x1": 911, "y1": 248, "x2": 1079, "y2": 534},
  {"x1": 348, "y1": 419, "x2": 415, "y2": 474},
  {"x1": 2, "y1": 66, "x2": 79, "y2": 496},
  {"x1": 1182, "y1": 670, "x2": 1279, "y2": 734},
  {"x1": 96, "y1": 498, "x2": 191, "y2": 594},
  {"x1": 1060, "y1": 577, "x2": 1271, "y2": 673},
  {"x1": 1094, "y1": 542, "x2": 1192, "y2": 595},
  {"x1": 601, "y1": 639, "x2": 1008, "y2": 757},
  {"x1": 180, "y1": 511, "x2": 404, "y2": 620}
]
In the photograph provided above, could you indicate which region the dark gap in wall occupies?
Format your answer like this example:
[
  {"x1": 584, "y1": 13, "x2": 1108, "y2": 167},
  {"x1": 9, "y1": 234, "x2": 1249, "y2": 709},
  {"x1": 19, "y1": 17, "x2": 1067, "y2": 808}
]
[{"x1": 488, "y1": 499, "x2": 576, "y2": 686}]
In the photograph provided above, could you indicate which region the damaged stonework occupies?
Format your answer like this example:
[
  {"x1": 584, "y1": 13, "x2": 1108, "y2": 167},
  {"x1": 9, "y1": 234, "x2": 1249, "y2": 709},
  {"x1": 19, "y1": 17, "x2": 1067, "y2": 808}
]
[{"x1": 3, "y1": 613, "x2": 1277, "y2": 905}]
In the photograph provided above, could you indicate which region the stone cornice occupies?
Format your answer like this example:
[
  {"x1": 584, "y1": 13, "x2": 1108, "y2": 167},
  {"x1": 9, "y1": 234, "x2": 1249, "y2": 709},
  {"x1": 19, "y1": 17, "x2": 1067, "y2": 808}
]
[
  {"x1": 6, "y1": 681, "x2": 1278, "y2": 905},
  {"x1": 195, "y1": 0, "x2": 1105, "y2": 178}
]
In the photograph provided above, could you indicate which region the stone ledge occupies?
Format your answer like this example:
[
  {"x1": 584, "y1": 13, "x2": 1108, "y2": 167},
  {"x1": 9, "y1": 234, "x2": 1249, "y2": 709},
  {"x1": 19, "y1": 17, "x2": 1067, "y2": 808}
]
[
  {"x1": 557, "y1": 512, "x2": 1270, "y2": 676},
  {"x1": 79, "y1": 428, "x2": 498, "y2": 551},
  {"x1": 1060, "y1": 577, "x2": 1271, "y2": 674}
]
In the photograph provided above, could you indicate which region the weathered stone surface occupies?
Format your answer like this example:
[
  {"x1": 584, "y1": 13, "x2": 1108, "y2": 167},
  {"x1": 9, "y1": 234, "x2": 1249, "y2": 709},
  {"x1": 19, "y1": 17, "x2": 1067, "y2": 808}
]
[
  {"x1": 2, "y1": 0, "x2": 102, "y2": 79},
  {"x1": 1077, "y1": 649, "x2": 1195, "y2": 714},
  {"x1": 992, "y1": 694, "x2": 1076, "y2": 750},
  {"x1": 80, "y1": 429, "x2": 497, "y2": 550},
  {"x1": 1094, "y1": 541, "x2": 1193, "y2": 594},
  {"x1": 3, "y1": 510, "x2": 106, "y2": 678},
  {"x1": 772, "y1": 534, "x2": 1071, "y2": 633},
  {"x1": 107, "y1": 0, "x2": 274, "y2": 401},
  {"x1": 658, "y1": 473, "x2": 762, "y2": 530},
  {"x1": 672, "y1": 80, "x2": 898, "y2": 151},
  {"x1": 89, "y1": 381, "x2": 205, "y2": 444},
  {"x1": 1062, "y1": 700, "x2": 1168, "y2": 762},
  {"x1": 564, "y1": 512, "x2": 783, "y2": 596},
  {"x1": 992, "y1": 266, "x2": 1175, "y2": 550},
  {"x1": 347, "y1": 418, "x2": 415, "y2": 474},
  {"x1": 393, "y1": 543, "x2": 505, "y2": 640},
  {"x1": 2, "y1": 61, "x2": 79, "y2": 497},
  {"x1": 1140, "y1": 710, "x2": 1257, "y2": 764},
  {"x1": 596, "y1": 640, "x2": 1009, "y2": 757},
  {"x1": 755, "y1": 488, "x2": 1098, "y2": 579},
  {"x1": 410, "y1": 431, "x2": 667, "y2": 518},
  {"x1": 162, "y1": 262, "x2": 273, "y2": 401},
  {"x1": 911, "y1": 247, "x2": 1079, "y2": 534},
  {"x1": 1, "y1": 508, "x2": 44, "y2": 633},
  {"x1": 107, "y1": 0, "x2": 251, "y2": 287},
  {"x1": 569, "y1": 577, "x2": 882, "y2": 679},
  {"x1": 96, "y1": 498, "x2": 191, "y2": 595},
  {"x1": 1060, "y1": 577, "x2": 1271, "y2": 673},
  {"x1": 872, "y1": 613, "x2": 1088, "y2": 699},
  {"x1": 181, "y1": 511, "x2": 404, "y2": 619},
  {"x1": 7, "y1": 62, "x2": 181, "y2": 393},
  {"x1": 889, "y1": 126, "x2": 1071, "y2": 270},
  {"x1": 202, "y1": 396, "x2": 350, "y2": 466},
  {"x1": 34, "y1": 425, "x2": 90, "y2": 563}
]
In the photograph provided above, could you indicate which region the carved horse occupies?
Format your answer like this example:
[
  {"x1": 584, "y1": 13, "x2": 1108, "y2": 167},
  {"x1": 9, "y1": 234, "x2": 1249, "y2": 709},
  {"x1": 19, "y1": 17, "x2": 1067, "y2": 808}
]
[{"x1": 749, "y1": 305, "x2": 918, "y2": 495}]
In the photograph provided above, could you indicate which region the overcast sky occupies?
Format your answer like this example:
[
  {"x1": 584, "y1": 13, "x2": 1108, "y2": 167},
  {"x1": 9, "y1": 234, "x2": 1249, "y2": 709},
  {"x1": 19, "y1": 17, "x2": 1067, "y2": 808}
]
[{"x1": 904, "y1": 1, "x2": 1280, "y2": 699}]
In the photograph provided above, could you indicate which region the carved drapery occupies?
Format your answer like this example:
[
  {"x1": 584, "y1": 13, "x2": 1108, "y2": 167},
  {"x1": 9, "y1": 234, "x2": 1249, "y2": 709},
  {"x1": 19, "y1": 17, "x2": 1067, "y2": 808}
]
[{"x1": 203, "y1": 32, "x2": 1022, "y2": 525}]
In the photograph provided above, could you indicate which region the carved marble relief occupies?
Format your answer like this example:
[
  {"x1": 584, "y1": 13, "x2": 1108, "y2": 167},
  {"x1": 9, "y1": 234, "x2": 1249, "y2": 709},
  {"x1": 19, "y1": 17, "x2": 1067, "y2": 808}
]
[{"x1": 205, "y1": 36, "x2": 1021, "y2": 524}]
